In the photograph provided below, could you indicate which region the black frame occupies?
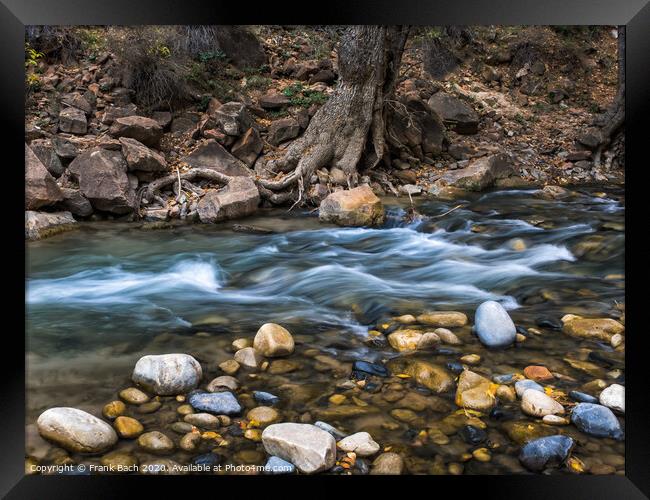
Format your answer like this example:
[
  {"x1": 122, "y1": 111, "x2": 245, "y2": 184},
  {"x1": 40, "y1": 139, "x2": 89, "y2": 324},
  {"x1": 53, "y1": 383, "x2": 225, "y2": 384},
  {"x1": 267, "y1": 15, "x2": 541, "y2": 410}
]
[{"x1": 6, "y1": 0, "x2": 649, "y2": 497}]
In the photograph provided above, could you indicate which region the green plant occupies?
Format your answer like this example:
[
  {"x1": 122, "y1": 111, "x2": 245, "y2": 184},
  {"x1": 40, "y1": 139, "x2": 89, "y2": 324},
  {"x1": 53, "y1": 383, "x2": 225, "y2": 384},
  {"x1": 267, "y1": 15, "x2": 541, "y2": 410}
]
[
  {"x1": 282, "y1": 83, "x2": 304, "y2": 97},
  {"x1": 281, "y1": 82, "x2": 327, "y2": 107},
  {"x1": 246, "y1": 74, "x2": 272, "y2": 90},
  {"x1": 198, "y1": 50, "x2": 226, "y2": 63},
  {"x1": 25, "y1": 43, "x2": 44, "y2": 68}
]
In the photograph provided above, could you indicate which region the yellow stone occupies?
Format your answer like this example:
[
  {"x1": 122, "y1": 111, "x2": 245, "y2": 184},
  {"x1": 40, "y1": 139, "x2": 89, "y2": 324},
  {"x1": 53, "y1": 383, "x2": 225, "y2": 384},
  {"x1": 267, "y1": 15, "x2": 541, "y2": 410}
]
[
  {"x1": 329, "y1": 394, "x2": 347, "y2": 405},
  {"x1": 460, "y1": 354, "x2": 481, "y2": 365},
  {"x1": 416, "y1": 311, "x2": 468, "y2": 327},
  {"x1": 103, "y1": 400, "x2": 126, "y2": 419},
  {"x1": 177, "y1": 404, "x2": 194, "y2": 416},
  {"x1": 114, "y1": 416, "x2": 144, "y2": 438},
  {"x1": 244, "y1": 429, "x2": 262, "y2": 442},
  {"x1": 388, "y1": 329, "x2": 423, "y2": 352},
  {"x1": 455, "y1": 370, "x2": 497, "y2": 412},
  {"x1": 562, "y1": 318, "x2": 624, "y2": 342},
  {"x1": 219, "y1": 359, "x2": 240, "y2": 375},
  {"x1": 472, "y1": 448, "x2": 491, "y2": 462}
]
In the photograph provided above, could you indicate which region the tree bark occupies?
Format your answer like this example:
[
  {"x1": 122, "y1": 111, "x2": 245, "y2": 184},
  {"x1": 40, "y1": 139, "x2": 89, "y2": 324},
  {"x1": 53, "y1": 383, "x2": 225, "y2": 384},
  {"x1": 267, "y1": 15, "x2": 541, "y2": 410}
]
[{"x1": 258, "y1": 26, "x2": 410, "y2": 198}]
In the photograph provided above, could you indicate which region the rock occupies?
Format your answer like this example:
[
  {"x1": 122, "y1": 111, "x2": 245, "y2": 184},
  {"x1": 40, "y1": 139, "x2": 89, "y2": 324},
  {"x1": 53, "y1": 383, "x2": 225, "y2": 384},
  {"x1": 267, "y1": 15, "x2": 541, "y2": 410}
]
[
  {"x1": 182, "y1": 140, "x2": 251, "y2": 176},
  {"x1": 259, "y1": 92, "x2": 290, "y2": 109},
  {"x1": 387, "y1": 329, "x2": 422, "y2": 352},
  {"x1": 67, "y1": 148, "x2": 136, "y2": 214},
  {"x1": 60, "y1": 188, "x2": 93, "y2": 217},
  {"x1": 206, "y1": 375, "x2": 239, "y2": 393},
  {"x1": 337, "y1": 432, "x2": 380, "y2": 457},
  {"x1": 542, "y1": 415, "x2": 569, "y2": 426},
  {"x1": 197, "y1": 177, "x2": 260, "y2": 223},
  {"x1": 131, "y1": 353, "x2": 202, "y2": 396},
  {"x1": 114, "y1": 416, "x2": 144, "y2": 438},
  {"x1": 213, "y1": 102, "x2": 254, "y2": 136},
  {"x1": 119, "y1": 387, "x2": 150, "y2": 405},
  {"x1": 188, "y1": 391, "x2": 242, "y2": 415},
  {"x1": 234, "y1": 346, "x2": 263, "y2": 368},
  {"x1": 351, "y1": 360, "x2": 389, "y2": 379},
  {"x1": 427, "y1": 92, "x2": 479, "y2": 134},
  {"x1": 313, "y1": 421, "x2": 347, "y2": 439},
  {"x1": 137, "y1": 431, "x2": 174, "y2": 454},
  {"x1": 62, "y1": 93, "x2": 93, "y2": 114},
  {"x1": 435, "y1": 328, "x2": 462, "y2": 345},
  {"x1": 184, "y1": 413, "x2": 219, "y2": 428},
  {"x1": 262, "y1": 423, "x2": 336, "y2": 474},
  {"x1": 569, "y1": 391, "x2": 599, "y2": 404},
  {"x1": 25, "y1": 211, "x2": 76, "y2": 240},
  {"x1": 59, "y1": 107, "x2": 87, "y2": 134},
  {"x1": 137, "y1": 401, "x2": 162, "y2": 414},
  {"x1": 102, "y1": 401, "x2": 126, "y2": 420},
  {"x1": 433, "y1": 154, "x2": 517, "y2": 193},
  {"x1": 455, "y1": 370, "x2": 496, "y2": 411},
  {"x1": 309, "y1": 69, "x2": 336, "y2": 85},
  {"x1": 231, "y1": 128, "x2": 263, "y2": 167},
  {"x1": 458, "y1": 425, "x2": 487, "y2": 444},
  {"x1": 610, "y1": 333, "x2": 624, "y2": 348},
  {"x1": 109, "y1": 116, "x2": 163, "y2": 148},
  {"x1": 247, "y1": 406, "x2": 280, "y2": 426},
  {"x1": 519, "y1": 435, "x2": 574, "y2": 472},
  {"x1": 267, "y1": 118, "x2": 301, "y2": 146},
  {"x1": 30, "y1": 139, "x2": 65, "y2": 177},
  {"x1": 521, "y1": 389, "x2": 565, "y2": 417},
  {"x1": 253, "y1": 323, "x2": 295, "y2": 357},
  {"x1": 264, "y1": 456, "x2": 296, "y2": 474},
  {"x1": 102, "y1": 104, "x2": 138, "y2": 125},
  {"x1": 100, "y1": 450, "x2": 138, "y2": 470},
  {"x1": 25, "y1": 144, "x2": 63, "y2": 210},
  {"x1": 219, "y1": 359, "x2": 240, "y2": 375},
  {"x1": 370, "y1": 452, "x2": 404, "y2": 475},
  {"x1": 400, "y1": 360, "x2": 454, "y2": 393},
  {"x1": 417, "y1": 332, "x2": 440, "y2": 349},
  {"x1": 538, "y1": 185, "x2": 572, "y2": 200},
  {"x1": 417, "y1": 311, "x2": 468, "y2": 327},
  {"x1": 253, "y1": 391, "x2": 280, "y2": 406},
  {"x1": 319, "y1": 185, "x2": 385, "y2": 227},
  {"x1": 213, "y1": 26, "x2": 267, "y2": 70},
  {"x1": 152, "y1": 111, "x2": 172, "y2": 129},
  {"x1": 496, "y1": 385, "x2": 517, "y2": 402},
  {"x1": 599, "y1": 384, "x2": 625, "y2": 414},
  {"x1": 515, "y1": 379, "x2": 544, "y2": 398},
  {"x1": 474, "y1": 300, "x2": 516, "y2": 347},
  {"x1": 571, "y1": 403, "x2": 624, "y2": 440},
  {"x1": 523, "y1": 365, "x2": 554, "y2": 382},
  {"x1": 562, "y1": 318, "x2": 624, "y2": 342},
  {"x1": 460, "y1": 354, "x2": 481, "y2": 365},
  {"x1": 119, "y1": 137, "x2": 167, "y2": 172},
  {"x1": 503, "y1": 421, "x2": 555, "y2": 445},
  {"x1": 399, "y1": 184, "x2": 422, "y2": 196},
  {"x1": 37, "y1": 407, "x2": 118, "y2": 454}
]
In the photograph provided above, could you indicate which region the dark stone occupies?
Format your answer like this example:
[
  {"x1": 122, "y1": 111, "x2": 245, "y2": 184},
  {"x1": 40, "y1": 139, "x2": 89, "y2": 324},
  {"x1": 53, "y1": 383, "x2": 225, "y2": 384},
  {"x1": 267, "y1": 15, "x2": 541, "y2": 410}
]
[
  {"x1": 427, "y1": 92, "x2": 479, "y2": 134},
  {"x1": 489, "y1": 407, "x2": 514, "y2": 421},
  {"x1": 259, "y1": 93, "x2": 290, "y2": 109},
  {"x1": 182, "y1": 140, "x2": 251, "y2": 177},
  {"x1": 30, "y1": 139, "x2": 65, "y2": 177},
  {"x1": 214, "y1": 26, "x2": 267, "y2": 70},
  {"x1": 569, "y1": 391, "x2": 599, "y2": 404},
  {"x1": 570, "y1": 403, "x2": 624, "y2": 440},
  {"x1": 25, "y1": 143, "x2": 63, "y2": 210},
  {"x1": 458, "y1": 425, "x2": 487, "y2": 445},
  {"x1": 535, "y1": 317, "x2": 562, "y2": 330},
  {"x1": 109, "y1": 116, "x2": 163, "y2": 148},
  {"x1": 192, "y1": 452, "x2": 222, "y2": 467},
  {"x1": 518, "y1": 435, "x2": 574, "y2": 472},
  {"x1": 60, "y1": 188, "x2": 93, "y2": 217},
  {"x1": 253, "y1": 391, "x2": 280, "y2": 406},
  {"x1": 446, "y1": 361, "x2": 465, "y2": 374},
  {"x1": 267, "y1": 118, "x2": 300, "y2": 146},
  {"x1": 351, "y1": 360, "x2": 389, "y2": 379}
]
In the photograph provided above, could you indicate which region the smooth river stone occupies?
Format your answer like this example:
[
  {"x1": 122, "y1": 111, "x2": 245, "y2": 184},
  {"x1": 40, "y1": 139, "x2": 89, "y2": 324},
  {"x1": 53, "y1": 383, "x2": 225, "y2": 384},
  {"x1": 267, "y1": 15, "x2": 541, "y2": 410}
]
[
  {"x1": 521, "y1": 389, "x2": 565, "y2": 417},
  {"x1": 37, "y1": 407, "x2": 118, "y2": 454},
  {"x1": 132, "y1": 353, "x2": 202, "y2": 396},
  {"x1": 599, "y1": 384, "x2": 625, "y2": 413},
  {"x1": 474, "y1": 300, "x2": 516, "y2": 347},
  {"x1": 519, "y1": 435, "x2": 574, "y2": 472},
  {"x1": 515, "y1": 379, "x2": 544, "y2": 398},
  {"x1": 571, "y1": 403, "x2": 624, "y2": 440},
  {"x1": 188, "y1": 391, "x2": 242, "y2": 415},
  {"x1": 262, "y1": 423, "x2": 336, "y2": 474},
  {"x1": 337, "y1": 432, "x2": 380, "y2": 456},
  {"x1": 253, "y1": 323, "x2": 295, "y2": 357}
]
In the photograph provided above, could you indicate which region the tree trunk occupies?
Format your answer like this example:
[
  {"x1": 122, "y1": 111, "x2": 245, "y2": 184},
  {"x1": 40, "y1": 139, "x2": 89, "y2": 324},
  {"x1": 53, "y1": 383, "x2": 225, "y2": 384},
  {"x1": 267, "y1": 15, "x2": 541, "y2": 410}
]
[{"x1": 258, "y1": 26, "x2": 410, "y2": 199}]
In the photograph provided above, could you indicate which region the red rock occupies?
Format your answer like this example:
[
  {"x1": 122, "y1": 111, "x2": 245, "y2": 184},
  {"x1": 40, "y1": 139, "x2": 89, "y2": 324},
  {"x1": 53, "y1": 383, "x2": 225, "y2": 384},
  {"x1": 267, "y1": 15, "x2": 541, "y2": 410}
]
[{"x1": 523, "y1": 365, "x2": 554, "y2": 382}]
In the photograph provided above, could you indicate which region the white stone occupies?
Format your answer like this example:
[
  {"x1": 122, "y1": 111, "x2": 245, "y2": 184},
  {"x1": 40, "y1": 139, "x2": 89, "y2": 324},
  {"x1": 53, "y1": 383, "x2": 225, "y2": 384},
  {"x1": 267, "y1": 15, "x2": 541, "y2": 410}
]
[
  {"x1": 337, "y1": 432, "x2": 380, "y2": 456},
  {"x1": 132, "y1": 353, "x2": 202, "y2": 396},
  {"x1": 37, "y1": 407, "x2": 117, "y2": 453},
  {"x1": 262, "y1": 423, "x2": 336, "y2": 474},
  {"x1": 521, "y1": 389, "x2": 565, "y2": 417},
  {"x1": 234, "y1": 347, "x2": 262, "y2": 368},
  {"x1": 599, "y1": 384, "x2": 625, "y2": 413},
  {"x1": 474, "y1": 300, "x2": 516, "y2": 347}
]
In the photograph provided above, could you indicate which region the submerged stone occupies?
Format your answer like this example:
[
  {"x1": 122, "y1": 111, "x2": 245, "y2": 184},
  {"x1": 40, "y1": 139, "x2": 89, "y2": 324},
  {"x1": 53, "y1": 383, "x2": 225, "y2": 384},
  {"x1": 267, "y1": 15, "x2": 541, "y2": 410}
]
[
  {"x1": 519, "y1": 435, "x2": 574, "y2": 472},
  {"x1": 571, "y1": 403, "x2": 624, "y2": 440}
]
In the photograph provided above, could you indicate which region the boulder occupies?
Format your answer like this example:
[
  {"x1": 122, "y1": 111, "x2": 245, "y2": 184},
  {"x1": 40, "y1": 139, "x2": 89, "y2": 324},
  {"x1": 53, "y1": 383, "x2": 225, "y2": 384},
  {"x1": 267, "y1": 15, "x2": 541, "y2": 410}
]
[
  {"x1": 518, "y1": 435, "x2": 574, "y2": 472},
  {"x1": 319, "y1": 185, "x2": 385, "y2": 227},
  {"x1": 109, "y1": 116, "x2": 163, "y2": 148},
  {"x1": 387, "y1": 92, "x2": 446, "y2": 155},
  {"x1": 197, "y1": 177, "x2": 260, "y2": 223},
  {"x1": 132, "y1": 353, "x2": 202, "y2": 396},
  {"x1": 253, "y1": 323, "x2": 295, "y2": 357},
  {"x1": 188, "y1": 391, "x2": 242, "y2": 415},
  {"x1": 52, "y1": 137, "x2": 80, "y2": 160},
  {"x1": 562, "y1": 318, "x2": 624, "y2": 342},
  {"x1": 337, "y1": 432, "x2": 380, "y2": 457},
  {"x1": 267, "y1": 118, "x2": 301, "y2": 146},
  {"x1": 68, "y1": 148, "x2": 136, "y2": 214},
  {"x1": 432, "y1": 154, "x2": 517, "y2": 193},
  {"x1": 59, "y1": 107, "x2": 87, "y2": 134},
  {"x1": 231, "y1": 128, "x2": 263, "y2": 167},
  {"x1": 61, "y1": 92, "x2": 93, "y2": 115},
  {"x1": 25, "y1": 211, "x2": 76, "y2": 240},
  {"x1": 455, "y1": 370, "x2": 496, "y2": 411},
  {"x1": 102, "y1": 104, "x2": 138, "y2": 126},
  {"x1": 570, "y1": 403, "x2": 624, "y2": 440},
  {"x1": 427, "y1": 92, "x2": 479, "y2": 134},
  {"x1": 25, "y1": 144, "x2": 63, "y2": 209},
  {"x1": 214, "y1": 102, "x2": 254, "y2": 137},
  {"x1": 214, "y1": 26, "x2": 267, "y2": 70},
  {"x1": 474, "y1": 300, "x2": 517, "y2": 347},
  {"x1": 119, "y1": 137, "x2": 167, "y2": 172},
  {"x1": 37, "y1": 407, "x2": 118, "y2": 454},
  {"x1": 259, "y1": 92, "x2": 290, "y2": 109},
  {"x1": 182, "y1": 140, "x2": 251, "y2": 176},
  {"x1": 60, "y1": 188, "x2": 93, "y2": 217},
  {"x1": 262, "y1": 423, "x2": 336, "y2": 474},
  {"x1": 30, "y1": 139, "x2": 65, "y2": 177}
]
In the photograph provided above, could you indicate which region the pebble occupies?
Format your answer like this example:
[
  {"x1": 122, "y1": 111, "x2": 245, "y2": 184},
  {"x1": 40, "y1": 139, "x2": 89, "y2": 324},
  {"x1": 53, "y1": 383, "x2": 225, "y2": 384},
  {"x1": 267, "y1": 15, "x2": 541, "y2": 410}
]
[
  {"x1": 434, "y1": 328, "x2": 462, "y2": 345},
  {"x1": 179, "y1": 432, "x2": 201, "y2": 452},
  {"x1": 569, "y1": 390, "x2": 599, "y2": 404},
  {"x1": 493, "y1": 373, "x2": 516, "y2": 384},
  {"x1": 599, "y1": 384, "x2": 624, "y2": 413},
  {"x1": 542, "y1": 415, "x2": 569, "y2": 425},
  {"x1": 268, "y1": 359, "x2": 300, "y2": 374},
  {"x1": 177, "y1": 404, "x2": 194, "y2": 416},
  {"x1": 102, "y1": 401, "x2": 126, "y2": 419},
  {"x1": 417, "y1": 331, "x2": 440, "y2": 349},
  {"x1": 535, "y1": 317, "x2": 562, "y2": 330},
  {"x1": 253, "y1": 391, "x2": 280, "y2": 405},
  {"x1": 245, "y1": 429, "x2": 263, "y2": 441},
  {"x1": 458, "y1": 425, "x2": 487, "y2": 445},
  {"x1": 521, "y1": 389, "x2": 565, "y2": 417},
  {"x1": 193, "y1": 452, "x2": 222, "y2": 467},
  {"x1": 189, "y1": 392, "x2": 242, "y2": 415},
  {"x1": 448, "y1": 462, "x2": 464, "y2": 475},
  {"x1": 264, "y1": 456, "x2": 296, "y2": 474},
  {"x1": 131, "y1": 353, "x2": 202, "y2": 396},
  {"x1": 523, "y1": 365, "x2": 554, "y2": 382},
  {"x1": 387, "y1": 329, "x2": 422, "y2": 351},
  {"x1": 100, "y1": 450, "x2": 138, "y2": 469},
  {"x1": 184, "y1": 413, "x2": 219, "y2": 428},
  {"x1": 446, "y1": 361, "x2": 465, "y2": 374},
  {"x1": 474, "y1": 300, "x2": 517, "y2": 347},
  {"x1": 219, "y1": 359, "x2": 240, "y2": 375},
  {"x1": 515, "y1": 379, "x2": 544, "y2": 398},
  {"x1": 455, "y1": 370, "x2": 496, "y2": 411},
  {"x1": 472, "y1": 448, "x2": 491, "y2": 462},
  {"x1": 610, "y1": 333, "x2": 624, "y2": 348},
  {"x1": 119, "y1": 387, "x2": 150, "y2": 405},
  {"x1": 571, "y1": 403, "x2": 624, "y2": 440},
  {"x1": 232, "y1": 338, "x2": 252, "y2": 350},
  {"x1": 329, "y1": 394, "x2": 347, "y2": 405},
  {"x1": 314, "y1": 421, "x2": 347, "y2": 439},
  {"x1": 337, "y1": 432, "x2": 380, "y2": 456},
  {"x1": 169, "y1": 422, "x2": 194, "y2": 434},
  {"x1": 370, "y1": 452, "x2": 404, "y2": 475},
  {"x1": 519, "y1": 435, "x2": 574, "y2": 471},
  {"x1": 261, "y1": 423, "x2": 336, "y2": 474},
  {"x1": 460, "y1": 354, "x2": 481, "y2": 365},
  {"x1": 137, "y1": 431, "x2": 175, "y2": 454},
  {"x1": 234, "y1": 347, "x2": 262, "y2": 368},
  {"x1": 137, "y1": 401, "x2": 162, "y2": 414},
  {"x1": 417, "y1": 311, "x2": 468, "y2": 327},
  {"x1": 206, "y1": 375, "x2": 239, "y2": 393},
  {"x1": 114, "y1": 416, "x2": 144, "y2": 438},
  {"x1": 496, "y1": 385, "x2": 516, "y2": 402},
  {"x1": 247, "y1": 406, "x2": 280, "y2": 426},
  {"x1": 253, "y1": 323, "x2": 295, "y2": 357}
]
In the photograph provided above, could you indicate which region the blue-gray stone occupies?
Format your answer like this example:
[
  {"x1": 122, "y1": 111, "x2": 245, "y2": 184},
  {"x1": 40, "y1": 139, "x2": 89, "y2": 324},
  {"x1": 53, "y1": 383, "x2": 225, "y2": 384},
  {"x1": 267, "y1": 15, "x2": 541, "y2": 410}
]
[
  {"x1": 515, "y1": 379, "x2": 544, "y2": 398},
  {"x1": 264, "y1": 456, "x2": 295, "y2": 475},
  {"x1": 314, "y1": 421, "x2": 347, "y2": 439},
  {"x1": 571, "y1": 403, "x2": 624, "y2": 440},
  {"x1": 253, "y1": 391, "x2": 280, "y2": 405},
  {"x1": 519, "y1": 435, "x2": 574, "y2": 472},
  {"x1": 474, "y1": 300, "x2": 516, "y2": 347},
  {"x1": 188, "y1": 391, "x2": 241, "y2": 415},
  {"x1": 493, "y1": 373, "x2": 516, "y2": 384},
  {"x1": 569, "y1": 391, "x2": 599, "y2": 404}
]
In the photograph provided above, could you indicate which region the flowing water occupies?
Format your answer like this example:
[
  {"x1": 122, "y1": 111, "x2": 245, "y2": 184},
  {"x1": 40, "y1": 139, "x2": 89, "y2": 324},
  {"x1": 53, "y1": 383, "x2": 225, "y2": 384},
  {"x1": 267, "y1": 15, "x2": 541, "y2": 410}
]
[{"x1": 25, "y1": 186, "x2": 625, "y2": 474}]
